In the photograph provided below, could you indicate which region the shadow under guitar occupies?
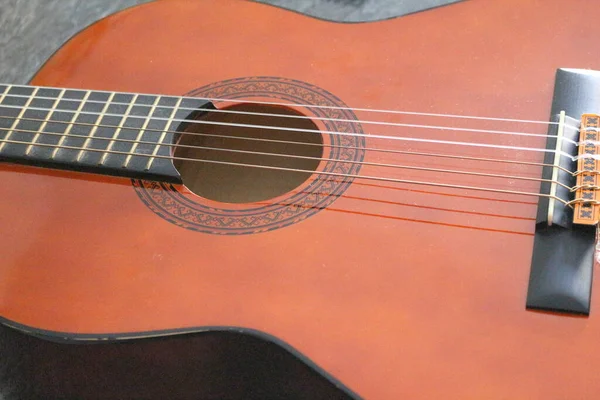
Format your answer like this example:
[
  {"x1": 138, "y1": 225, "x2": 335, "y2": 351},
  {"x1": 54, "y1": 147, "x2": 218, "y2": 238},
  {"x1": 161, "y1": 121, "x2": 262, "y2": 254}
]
[{"x1": 0, "y1": 324, "x2": 355, "y2": 400}]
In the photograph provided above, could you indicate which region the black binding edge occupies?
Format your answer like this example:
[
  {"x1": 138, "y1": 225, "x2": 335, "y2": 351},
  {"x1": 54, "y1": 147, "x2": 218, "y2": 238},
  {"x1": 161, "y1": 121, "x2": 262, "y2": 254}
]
[{"x1": 0, "y1": 316, "x2": 362, "y2": 399}]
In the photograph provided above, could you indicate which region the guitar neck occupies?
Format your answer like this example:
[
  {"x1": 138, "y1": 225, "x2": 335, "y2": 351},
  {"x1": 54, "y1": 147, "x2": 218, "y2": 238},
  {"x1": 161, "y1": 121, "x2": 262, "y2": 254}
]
[{"x1": 0, "y1": 84, "x2": 212, "y2": 183}]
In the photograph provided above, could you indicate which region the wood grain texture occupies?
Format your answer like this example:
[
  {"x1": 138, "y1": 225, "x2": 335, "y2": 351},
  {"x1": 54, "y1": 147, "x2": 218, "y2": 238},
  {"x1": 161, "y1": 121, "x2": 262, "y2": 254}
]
[{"x1": 0, "y1": 0, "x2": 459, "y2": 83}]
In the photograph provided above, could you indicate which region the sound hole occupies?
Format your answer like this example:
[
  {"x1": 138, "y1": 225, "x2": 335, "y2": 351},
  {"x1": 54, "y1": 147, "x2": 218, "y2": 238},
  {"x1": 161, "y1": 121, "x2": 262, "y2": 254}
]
[{"x1": 173, "y1": 104, "x2": 323, "y2": 204}]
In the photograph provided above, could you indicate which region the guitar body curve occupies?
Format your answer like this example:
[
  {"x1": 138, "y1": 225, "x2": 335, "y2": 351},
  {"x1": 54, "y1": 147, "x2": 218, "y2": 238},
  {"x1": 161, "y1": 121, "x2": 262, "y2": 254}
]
[{"x1": 2, "y1": 0, "x2": 600, "y2": 398}]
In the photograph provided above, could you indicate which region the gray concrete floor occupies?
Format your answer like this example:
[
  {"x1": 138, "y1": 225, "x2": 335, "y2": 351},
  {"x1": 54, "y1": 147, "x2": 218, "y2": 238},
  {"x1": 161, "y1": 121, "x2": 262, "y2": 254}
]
[{"x1": 0, "y1": 0, "x2": 459, "y2": 84}]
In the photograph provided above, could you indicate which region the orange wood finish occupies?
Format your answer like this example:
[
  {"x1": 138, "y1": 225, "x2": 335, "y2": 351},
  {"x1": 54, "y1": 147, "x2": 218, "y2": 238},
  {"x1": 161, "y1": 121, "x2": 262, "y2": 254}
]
[{"x1": 2, "y1": 0, "x2": 600, "y2": 398}]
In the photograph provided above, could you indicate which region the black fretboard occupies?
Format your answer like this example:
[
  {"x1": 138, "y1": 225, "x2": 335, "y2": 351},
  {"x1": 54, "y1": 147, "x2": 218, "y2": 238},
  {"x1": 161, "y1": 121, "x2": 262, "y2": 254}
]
[{"x1": 0, "y1": 84, "x2": 212, "y2": 183}]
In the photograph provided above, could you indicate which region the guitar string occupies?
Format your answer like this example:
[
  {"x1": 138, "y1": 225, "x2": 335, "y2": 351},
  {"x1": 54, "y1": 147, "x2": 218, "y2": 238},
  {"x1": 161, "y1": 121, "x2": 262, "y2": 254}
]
[
  {"x1": 0, "y1": 83, "x2": 578, "y2": 127},
  {"x1": 0, "y1": 103, "x2": 578, "y2": 159},
  {"x1": 0, "y1": 124, "x2": 572, "y2": 191},
  {"x1": 0, "y1": 114, "x2": 573, "y2": 175},
  {"x1": 0, "y1": 87, "x2": 584, "y2": 205},
  {"x1": 0, "y1": 135, "x2": 570, "y2": 205},
  {"x1": 252, "y1": 184, "x2": 536, "y2": 221},
  {"x1": 0, "y1": 92, "x2": 579, "y2": 143}
]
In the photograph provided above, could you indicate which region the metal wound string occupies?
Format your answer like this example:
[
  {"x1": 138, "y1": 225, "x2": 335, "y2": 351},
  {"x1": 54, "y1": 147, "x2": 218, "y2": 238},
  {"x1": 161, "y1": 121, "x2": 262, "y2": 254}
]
[
  {"x1": 0, "y1": 123, "x2": 573, "y2": 191},
  {"x1": 0, "y1": 134, "x2": 569, "y2": 205},
  {"x1": 0, "y1": 133, "x2": 570, "y2": 206}
]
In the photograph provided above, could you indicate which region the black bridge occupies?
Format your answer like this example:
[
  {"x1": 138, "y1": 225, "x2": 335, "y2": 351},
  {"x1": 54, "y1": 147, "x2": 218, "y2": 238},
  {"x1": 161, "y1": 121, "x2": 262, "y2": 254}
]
[{"x1": 526, "y1": 68, "x2": 600, "y2": 315}]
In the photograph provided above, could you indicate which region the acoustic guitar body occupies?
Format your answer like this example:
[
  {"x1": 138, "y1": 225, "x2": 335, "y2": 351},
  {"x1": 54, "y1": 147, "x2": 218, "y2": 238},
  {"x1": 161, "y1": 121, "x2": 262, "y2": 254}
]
[{"x1": 1, "y1": 0, "x2": 600, "y2": 398}]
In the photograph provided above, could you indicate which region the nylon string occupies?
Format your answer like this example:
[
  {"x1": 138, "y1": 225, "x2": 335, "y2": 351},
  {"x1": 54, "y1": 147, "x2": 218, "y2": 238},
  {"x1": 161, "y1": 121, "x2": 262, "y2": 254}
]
[
  {"x1": 0, "y1": 103, "x2": 578, "y2": 161},
  {"x1": 0, "y1": 83, "x2": 579, "y2": 127},
  {"x1": 0, "y1": 85, "x2": 585, "y2": 207}
]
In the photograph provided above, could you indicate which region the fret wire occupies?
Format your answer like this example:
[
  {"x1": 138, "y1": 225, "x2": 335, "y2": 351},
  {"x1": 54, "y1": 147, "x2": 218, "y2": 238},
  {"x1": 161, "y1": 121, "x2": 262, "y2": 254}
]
[
  {"x1": 25, "y1": 89, "x2": 66, "y2": 155},
  {"x1": 0, "y1": 135, "x2": 569, "y2": 206},
  {"x1": 145, "y1": 97, "x2": 183, "y2": 171},
  {"x1": 50, "y1": 90, "x2": 92, "y2": 159},
  {"x1": 0, "y1": 85, "x2": 13, "y2": 141},
  {"x1": 123, "y1": 95, "x2": 161, "y2": 168},
  {"x1": 0, "y1": 85, "x2": 13, "y2": 104},
  {"x1": 77, "y1": 92, "x2": 116, "y2": 162},
  {"x1": 0, "y1": 87, "x2": 39, "y2": 152},
  {"x1": 99, "y1": 94, "x2": 139, "y2": 166}
]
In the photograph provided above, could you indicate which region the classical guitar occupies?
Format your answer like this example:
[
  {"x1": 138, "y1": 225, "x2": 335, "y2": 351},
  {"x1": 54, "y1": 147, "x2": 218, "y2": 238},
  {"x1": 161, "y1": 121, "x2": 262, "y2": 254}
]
[{"x1": 2, "y1": 0, "x2": 600, "y2": 398}]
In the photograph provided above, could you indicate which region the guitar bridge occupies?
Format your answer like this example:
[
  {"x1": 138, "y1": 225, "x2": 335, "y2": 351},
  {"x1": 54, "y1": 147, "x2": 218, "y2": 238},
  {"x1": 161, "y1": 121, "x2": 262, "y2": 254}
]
[{"x1": 526, "y1": 69, "x2": 600, "y2": 316}]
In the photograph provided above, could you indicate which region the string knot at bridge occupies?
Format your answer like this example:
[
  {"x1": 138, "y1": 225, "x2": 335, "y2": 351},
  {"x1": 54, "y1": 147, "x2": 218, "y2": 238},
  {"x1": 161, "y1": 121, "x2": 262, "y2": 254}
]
[{"x1": 573, "y1": 114, "x2": 600, "y2": 225}]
